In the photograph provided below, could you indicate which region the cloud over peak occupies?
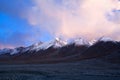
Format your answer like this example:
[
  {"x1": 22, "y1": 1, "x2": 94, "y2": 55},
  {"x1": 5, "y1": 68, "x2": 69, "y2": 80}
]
[
  {"x1": 25, "y1": 0, "x2": 120, "y2": 40},
  {"x1": 0, "y1": 0, "x2": 120, "y2": 49}
]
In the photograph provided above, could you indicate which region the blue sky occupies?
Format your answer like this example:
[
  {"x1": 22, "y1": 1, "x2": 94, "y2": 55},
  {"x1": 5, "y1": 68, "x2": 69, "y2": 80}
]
[
  {"x1": 0, "y1": 0, "x2": 53, "y2": 48},
  {"x1": 0, "y1": 0, "x2": 120, "y2": 49}
]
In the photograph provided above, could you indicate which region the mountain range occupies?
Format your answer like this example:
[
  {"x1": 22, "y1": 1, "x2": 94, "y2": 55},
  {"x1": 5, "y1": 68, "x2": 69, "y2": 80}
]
[{"x1": 0, "y1": 37, "x2": 120, "y2": 64}]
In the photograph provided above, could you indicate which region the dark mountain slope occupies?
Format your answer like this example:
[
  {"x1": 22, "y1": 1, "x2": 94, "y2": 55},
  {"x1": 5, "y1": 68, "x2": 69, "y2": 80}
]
[{"x1": 0, "y1": 41, "x2": 120, "y2": 64}]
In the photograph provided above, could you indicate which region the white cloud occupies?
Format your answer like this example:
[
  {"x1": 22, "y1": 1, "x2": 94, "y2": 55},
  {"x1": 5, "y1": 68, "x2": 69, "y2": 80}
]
[{"x1": 25, "y1": 0, "x2": 120, "y2": 40}]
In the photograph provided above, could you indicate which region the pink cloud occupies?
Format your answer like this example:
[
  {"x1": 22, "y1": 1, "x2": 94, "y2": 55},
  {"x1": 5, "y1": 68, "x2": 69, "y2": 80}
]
[
  {"x1": 0, "y1": 43, "x2": 14, "y2": 49},
  {"x1": 24, "y1": 0, "x2": 120, "y2": 40}
]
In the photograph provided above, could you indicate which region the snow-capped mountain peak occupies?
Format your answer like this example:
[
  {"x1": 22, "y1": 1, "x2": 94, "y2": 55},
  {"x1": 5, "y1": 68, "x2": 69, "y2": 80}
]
[
  {"x1": 98, "y1": 37, "x2": 113, "y2": 42},
  {"x1": 89, "y1": 37, "x2": 114, "y2": 45},
  {"x1": 68, "y1": 37, "x2": 89, "y2": 46},
  {"x1": 0, "y1": 48, "x2": 12, "y2": 55},
  {"x1": 89, "y1": 40, "x2": 97, "y2": 45},
  {"x1": 33, "y1": 42, "x2": 43, "y2": 47},
  {"x1": 74, "y1": 38, "x2": 89, "y2": 46},
  {"x1": 10, "y1": 47, "x2": 25, "y2": 55},
  {"x1": 0, "y1": 37, "x2": 117, "y2": 55},
  {"x1": 29, "y1": 41, "x2": 43, "y2": 50},
  {"x1": 10, "y1": 48, "x2": 19, "y2": 55},
  {"x1": 27, "y1": 37, "x2": 67, "y2": 51},
  {"x1": 53, "y1": 37, "x2": 67, "y2": 47}
]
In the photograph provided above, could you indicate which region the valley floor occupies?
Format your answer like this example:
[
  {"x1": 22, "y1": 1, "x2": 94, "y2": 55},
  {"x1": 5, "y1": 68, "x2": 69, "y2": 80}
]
[{"x1": 0, "y1": 59, "x2": 120, "y2": 80}]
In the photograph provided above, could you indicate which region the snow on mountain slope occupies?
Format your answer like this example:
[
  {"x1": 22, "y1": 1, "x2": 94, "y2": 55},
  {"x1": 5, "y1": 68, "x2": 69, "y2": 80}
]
[
  {"x1": 0, "y1": 38, "x2": 67, "y2": 55},
  {"x1": 68, "y1": 38, "x2": 89, "y2": 46},
  {"x1": 0, "y1": 37, "x2": 89, "y2": 55},
  {"x1": 98, "y1": 37, "x2": 113, "y2": 42},
  {"x1": 10, "y1": 48, "x2": 19, "y2": 55},
  {"x1": 10, "y1": 47, "x2": 25, "y2": 55},
  {"x1": 25, "y1": 42, "x2": 43, "y2": 52},
  {"x1": 89, "y1": 37, "x2": 114, "y2": 45},
  {"x1": 0, "y1": 48, "x2": 21, "y2": 55},
  {"x1": 89, "y1": 40, "x2": 97, "y2": 45},
  {"x1": 0, "y1": 37, "x2": 116, "y2": 55},
  {"x1": 26, "y1": 37, "x2": 90, "y2": 52},
  {"x1": 0, "y1": 48, "x2": 12, "y2": 55},
  {"x1": 34, "y1": 38, "x2": 67, "y2": 51}
]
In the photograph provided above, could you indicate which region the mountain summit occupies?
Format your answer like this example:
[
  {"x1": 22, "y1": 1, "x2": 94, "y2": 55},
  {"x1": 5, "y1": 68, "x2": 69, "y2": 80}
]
[
  {"x1": 0, "y1": 37, "x2": 116, "y2": 55},
  {"x1": 0, "y1": 37, "x2": 120, "y2": 64}
]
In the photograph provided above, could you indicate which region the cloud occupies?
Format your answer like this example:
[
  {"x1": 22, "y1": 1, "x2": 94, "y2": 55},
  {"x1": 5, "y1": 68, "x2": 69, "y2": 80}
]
[
  {"x1": 0, "y1": 0, "x2": 120, "y2": 49},
  {"x1": 0, "y1": 0, "x2": 55, "y2": 48},
  {"x1": 107, "y1": 9, "x2": 120, "y2": 24},
  {"x1": 25, "y1": 0, "x2": 120, "y2": 40}
]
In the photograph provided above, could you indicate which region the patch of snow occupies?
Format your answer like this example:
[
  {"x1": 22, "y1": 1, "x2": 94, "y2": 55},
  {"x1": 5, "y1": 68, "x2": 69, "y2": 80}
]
[
  {"x1": 98, "y1": 37, "x2": 113, "y2": 42},
  {"x1": 10, "y1": 49, "x2": 19, "y2": 55},
  {"x1": 0, "y1": 48, "x2": 12, "y2": 55},
  {"x1": 35, "y1": 38, "x2": 67, "y2": 51},
  {"x1": 0, "y1": 37, "x2": 116, "y2": 55},
  {"x1": 68, "y1": 38, "x2": 89, "y2": 46},
  {"x1": 29, "y1": 42, "x2": 43, "y2": 51},
  {"x1": 89, "y1": 40, "x2": 97, "y2": 45}
]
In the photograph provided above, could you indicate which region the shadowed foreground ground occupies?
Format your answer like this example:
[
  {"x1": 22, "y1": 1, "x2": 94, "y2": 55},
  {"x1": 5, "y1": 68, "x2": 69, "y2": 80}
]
[{"x1": 0, "y1": 59, "x2": 120, "y2": 80}]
